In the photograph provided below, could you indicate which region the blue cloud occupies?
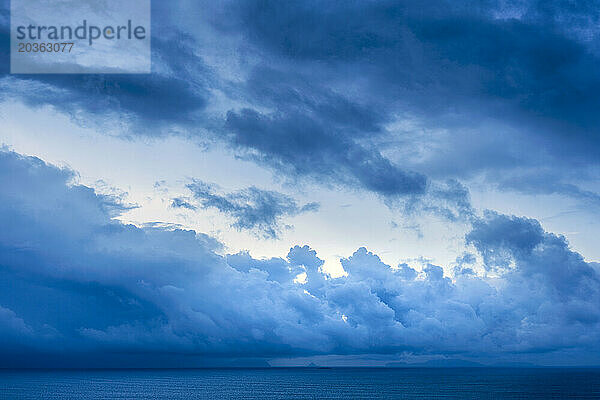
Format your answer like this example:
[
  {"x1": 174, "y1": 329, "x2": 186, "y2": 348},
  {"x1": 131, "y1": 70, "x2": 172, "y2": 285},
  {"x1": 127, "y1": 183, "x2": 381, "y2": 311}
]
[
  {"x1": 467, "y1": 211, "x2": 546, "y2": 269},
  {"x1": 221, "y1": 66, "x2": 429, "y2": 198},
  {"x1": 184, "y1": 180, "x2": 320, "y2": 239},
  {"x1": 0, "y1": 150, "x2": 599, "y2": 366},
  {"x1": 219, "y1": 0, "x2": 600, "y2": 202},
  {"x1": 225, "y1": 107, "x2": 427, "y2": 198},
  {"x1": 231, "y1": 0, "x2": 600, "y2": 145},
  {"x1": 1, "y1": 0, "x2": 599, "y2": 366},
  {"x1": 468, "y1": 211, "x2": 600, "y2": 297},
  {"x1": 3, "y1": 0, "x2": 599, "y2": 207},
  {"x1": 0, "y1": 23, "x2": 208, "y2": 130}
]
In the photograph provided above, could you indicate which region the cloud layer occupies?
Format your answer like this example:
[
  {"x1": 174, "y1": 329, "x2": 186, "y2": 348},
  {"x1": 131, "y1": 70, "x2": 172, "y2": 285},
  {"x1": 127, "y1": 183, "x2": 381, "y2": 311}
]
[
  {"x1": 3, "y1": 0, "x2": 598, "y2": 206},
  {"x1": 1, "y1": 149, "x2": 598, "y2": 366},
  {"x1": 1, "y1": 0, "x2": 599, "y2": 368}
]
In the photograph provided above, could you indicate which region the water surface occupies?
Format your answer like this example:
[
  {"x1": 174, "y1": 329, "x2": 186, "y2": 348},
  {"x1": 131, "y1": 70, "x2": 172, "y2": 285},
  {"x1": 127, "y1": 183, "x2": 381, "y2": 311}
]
[{"x1": 1, "y1": 367, "x2": 599, "y2": 399}]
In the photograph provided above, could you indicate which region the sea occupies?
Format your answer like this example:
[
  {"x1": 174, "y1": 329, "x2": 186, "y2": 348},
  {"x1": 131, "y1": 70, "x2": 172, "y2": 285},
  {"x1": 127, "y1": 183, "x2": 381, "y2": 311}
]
[{"x1": 1, "y1": 367, "x2": 599, "y2": 399}]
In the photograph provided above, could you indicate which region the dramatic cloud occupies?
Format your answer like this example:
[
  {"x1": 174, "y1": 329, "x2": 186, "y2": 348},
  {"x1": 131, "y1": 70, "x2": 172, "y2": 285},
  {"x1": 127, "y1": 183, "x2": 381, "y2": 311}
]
[
  {"x1": 3, "y1": 0, "x2": 598, "y2": 206},
  {"x1": 231, "y1": 0, "x2": 600, "y2": 143},
  {"x1": 219, "y1": 0, "x2": 600, "y2": 200},
  {"x1": 178, "y1": 180, "x2": 319, "y2": 239},
  {"x1": 0, "y1": 1, "x2": 209, "y2": 131},
  {"x1": 1, "y1": 149, "x2": 599, "y2": 366},
  {"x1": 1, "y1": 0, "x2": 599, "y2": 369},
  {"x1": 222, "y1": 68, "x2": 428, "y2": 198}
]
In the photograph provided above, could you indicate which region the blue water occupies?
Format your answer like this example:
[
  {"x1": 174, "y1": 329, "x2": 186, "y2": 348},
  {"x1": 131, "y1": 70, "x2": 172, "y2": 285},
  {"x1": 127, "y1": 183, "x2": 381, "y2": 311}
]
[{"x1": 1, "y1": 368, "x2": 599, "y2": 399}]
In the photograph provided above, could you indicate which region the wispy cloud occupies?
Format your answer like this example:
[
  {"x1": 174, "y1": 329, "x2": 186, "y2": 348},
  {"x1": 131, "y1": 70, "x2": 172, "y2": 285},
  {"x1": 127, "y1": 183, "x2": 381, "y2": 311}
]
[{"x1": 181, "y1": 180, "x2": 319, "y2": 239}]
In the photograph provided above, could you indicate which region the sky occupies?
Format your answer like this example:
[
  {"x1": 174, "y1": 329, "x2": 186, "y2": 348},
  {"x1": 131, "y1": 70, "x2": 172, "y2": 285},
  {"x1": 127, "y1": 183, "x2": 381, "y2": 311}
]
[{"x1": 0, "y1": 0, "x2": 600, "y2": 367}]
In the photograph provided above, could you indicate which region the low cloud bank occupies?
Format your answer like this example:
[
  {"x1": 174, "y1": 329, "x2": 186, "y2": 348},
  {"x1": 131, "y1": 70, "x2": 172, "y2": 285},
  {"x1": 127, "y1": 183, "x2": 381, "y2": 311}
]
[{"x1": 0, "y1": 149, "x2": 598, "y2": 366}]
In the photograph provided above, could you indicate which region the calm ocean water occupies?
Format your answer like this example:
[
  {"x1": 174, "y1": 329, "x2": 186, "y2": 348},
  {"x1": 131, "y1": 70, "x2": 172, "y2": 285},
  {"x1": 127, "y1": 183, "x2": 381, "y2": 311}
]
[{"x1": 1, "y1": 368, "x2": 599, "y2": 399}]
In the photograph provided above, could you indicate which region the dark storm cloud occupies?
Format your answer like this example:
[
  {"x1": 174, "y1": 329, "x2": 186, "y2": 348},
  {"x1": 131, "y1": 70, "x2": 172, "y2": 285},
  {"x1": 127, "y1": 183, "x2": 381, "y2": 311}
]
[
  {"x1": 232, "y1": 0, "x2": 600, "y2": 140},
  {"x1": 225, "y1": 107, "x2": 427, "y2": 197},
  {"x1": 0, "y1": 0, "x2": 209, "y2": 130},
  {"x1": 3, "y1": 0, "x2": 599, "y2": 204},
  {"x1": 1, "y1": 36, "x2": 209, "y2": 128},
  {"x1": 1, "y1": 150, "x2": 599, "y2": 366},
  {"x1": 184, "y1": 180, "x2": 319, "y2": 239},
  {"x1": 222, "y1": 0, "x2": 600, "y2": 200}
]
